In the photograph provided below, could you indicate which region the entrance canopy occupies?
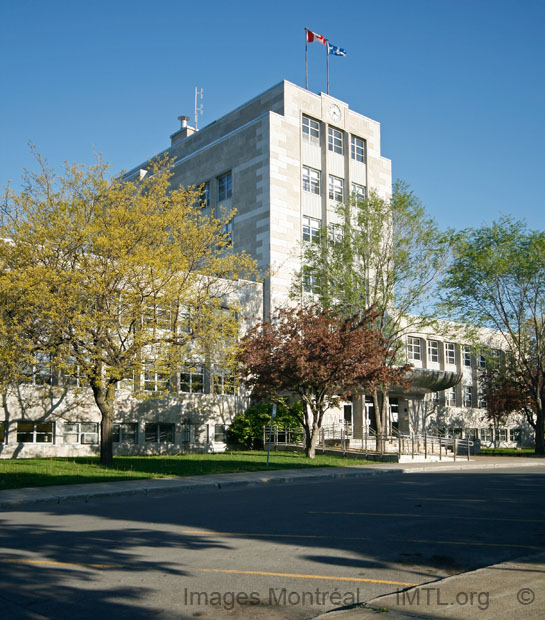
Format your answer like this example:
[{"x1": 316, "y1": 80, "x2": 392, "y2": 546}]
[{"x1": 391, "y1": 368, "x2": 462, "y2": 398}]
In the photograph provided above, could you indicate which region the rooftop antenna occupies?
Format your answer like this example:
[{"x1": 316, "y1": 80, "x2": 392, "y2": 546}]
[{"x1": 194, "y1": 86, "x2": 204, "y2": 130}]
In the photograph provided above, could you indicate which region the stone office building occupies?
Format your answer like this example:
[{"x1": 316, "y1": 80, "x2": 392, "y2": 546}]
[{"x1": 0, "y1": 81, "x2": 529, "y2": 457}]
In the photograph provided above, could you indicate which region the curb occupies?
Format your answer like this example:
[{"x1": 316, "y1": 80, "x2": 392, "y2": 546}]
[
  {"x1": 0, "y1": 466, "x2": 402, "y2": 510},
  {"x1": 1, "y1": 460, "x2": 543, "y2": 510}
]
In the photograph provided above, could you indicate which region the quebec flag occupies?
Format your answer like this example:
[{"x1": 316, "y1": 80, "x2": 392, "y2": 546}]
[{"x1": 328, "y1": 43, "x2": 347, "y2": 56}]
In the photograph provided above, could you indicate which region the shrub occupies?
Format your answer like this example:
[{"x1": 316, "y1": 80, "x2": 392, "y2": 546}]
[{"x1": 227, "y1": 402, "x2": 302, "y2": 449}]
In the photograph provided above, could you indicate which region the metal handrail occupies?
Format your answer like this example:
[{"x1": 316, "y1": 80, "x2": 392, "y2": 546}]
[{"x1": 263, "y1": 426, "x2": 474, "y2": 460}]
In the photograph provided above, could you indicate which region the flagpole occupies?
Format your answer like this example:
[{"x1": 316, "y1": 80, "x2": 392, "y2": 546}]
[
  {"x1": 305, "y1": 29, "x2": 308, "y2": 90},
  {"x1": 326, "y1": 41, "x2": 329, "y2": 95}
]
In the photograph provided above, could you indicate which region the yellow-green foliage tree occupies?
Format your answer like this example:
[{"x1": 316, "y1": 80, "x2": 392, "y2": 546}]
[{"x1": 0, "y1": 154, "x2": 256, "y2": 465}]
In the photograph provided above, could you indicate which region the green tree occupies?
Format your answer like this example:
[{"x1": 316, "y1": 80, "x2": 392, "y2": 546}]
[
  {"x1": 292, "y1": 181, "x2": 452, "y2": 447},
  {"x1": 0, "y1": 153, "x2": 256, "y2": 465},
  {"x1": 441, "y1": 217, "x2": 545, "y2": 454}
]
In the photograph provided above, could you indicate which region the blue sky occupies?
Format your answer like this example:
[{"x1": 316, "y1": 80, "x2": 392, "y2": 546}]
[{"x1": 1, "y1": 0, "x2": 544, "y2": 231}]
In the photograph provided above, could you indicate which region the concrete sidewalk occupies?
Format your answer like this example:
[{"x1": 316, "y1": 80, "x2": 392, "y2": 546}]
[
  {"x1": 317, "y1": 550, "x2": 545, "y2": 619},
  {"x1": 1, "y1": 455, "x2": 543, "y2": 510}
]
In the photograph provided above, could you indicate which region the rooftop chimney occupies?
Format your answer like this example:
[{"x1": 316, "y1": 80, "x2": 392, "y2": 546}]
[{"x1": 170, "y1": 115, "x2": 196, "y2": 145}]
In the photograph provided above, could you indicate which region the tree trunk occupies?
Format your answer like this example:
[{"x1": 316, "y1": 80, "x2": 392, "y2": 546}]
[
  {"x1": 305, "y1": 421, "x2": 321, "y2": 458},
  {"x1": 373, "y1": 390, "x2": 389, "y2": 453},
  {"x1": 535, "y1": 408, "x2": 545, "y2": 455},
  {"x1": 91, "y1": 382, "x2": 116, "y2": 467},
  {"x1": 302, "y1": 400, "x2": 322, "y2": 459}
]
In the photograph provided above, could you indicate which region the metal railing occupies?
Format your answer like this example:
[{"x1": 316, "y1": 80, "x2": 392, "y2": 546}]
[{"x1": 263, "y1": 425, "x2": 474, "y2": 460}]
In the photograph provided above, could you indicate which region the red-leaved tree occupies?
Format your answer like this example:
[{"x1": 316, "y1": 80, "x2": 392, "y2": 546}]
[
  {"x1": 238, "y1": 305, "x2": 408, "y2": 458},
  {"x1": 483, "y1": 360, "x2": 539, "y2": 444}
]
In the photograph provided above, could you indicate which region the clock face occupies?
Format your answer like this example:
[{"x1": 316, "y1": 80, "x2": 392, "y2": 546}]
[{"x1": 329, "y1": 104, "x2": 341, "y2": 122}]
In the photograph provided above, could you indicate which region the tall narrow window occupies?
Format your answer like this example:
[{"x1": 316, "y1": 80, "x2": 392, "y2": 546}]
[
  {"x1": 199, "y1": 181, "x2": 210, "y2": 208},
  {"x1": 463, "y1": 345, "x2": 472, "y2": 367},
  {"x1": 303, "y1": 268, "x2": 319, "y2": 293},
  {"x1": 328, "y1": 175, "x2": 344, "y2": 202},
  {"x1": 407, "y1": 337, "x2": 421, "y2": 361},
  {"x1": 218, "y1": 172, "x2": 232, "y2": 201},
  {"x1": 445, "y1": 388, "x2": 456, "y2": 406},
  {"x1": 328, "y1": 127, "x2": 343, "y2": 154},
  {"x1": 302, "y1": 116, "x2": 320, "y2": 144},
  {"x1": 302, "y1": 166, "x2": 320, "y2": 195},
  {"x1": 221, "y1": 221, "x2": 233, "y2": 247},
  {"x1": 302, "y1": 216, "x2": 321, "y2": 243},
  {"x1": 445, "y1": 342, "x2": 456, "y2": 365},
  {"x1": 463, "y1": 385, "x2": 473, "y2": 407},
  {"x1": 427, "y1": 340, "x2": 439, "y2": 363},
  {"x1": 351, "y1": 135, "x2": 366, "y2": 162}
]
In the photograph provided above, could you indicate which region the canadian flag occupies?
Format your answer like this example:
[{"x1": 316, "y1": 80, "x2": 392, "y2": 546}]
[{"x1": 306, "y1": 29, "x2": 327, "y2": 45}]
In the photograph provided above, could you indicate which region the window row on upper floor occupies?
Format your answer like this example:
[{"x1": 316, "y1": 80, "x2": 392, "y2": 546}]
[
  {"x1": 406, "y1": 337, "x2": 500, "y2": 368},
  {"x1": 302, "y1": 166, "x2": 367, "y2": 203},
  {"x1": 302, "y1": 115, "x2": 367, "y2": 163}
]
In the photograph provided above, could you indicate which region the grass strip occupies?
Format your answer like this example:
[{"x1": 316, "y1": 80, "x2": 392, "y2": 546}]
[{"x1": 0, "y1": 450, "x2": 374, "y2": 491}]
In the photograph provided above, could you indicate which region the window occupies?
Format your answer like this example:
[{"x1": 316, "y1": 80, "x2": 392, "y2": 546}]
[
  {"x1": 445, "y1": 342, "x2": 456, "y2": 365},
  {"x1": 199, "y1": 181, "x2": 210, "y2": 208},
  {"x1": 445, "y1": 388, "x2": 456, "y2": 406},
  {"x1": 509, "y1": 428, "x2": 521, "y2": 443},
  {"x1": 328, "y1": 224, "x2": 343, "y2": 244},
  {"x1": 328, "y1": 127, "x2": 343, "y2": 154},
  {"x1": 496, "y1": 428, "x2": 508, "y2": 442},
  {"x1": 180, "y1": 364, "x2": 205, "y2": 393},
  {"x1": 143, "y1": 360, "x2": 170, "y2": 393},
  {"x1": 478, "y1": 354, "x2": 487, "y2": 369},
  {"x1": 351, "y1": 183, "x2": 367, "y2": 203},
  {"x1": 63, "y1": 359, "x2": 85, "y2": 388},
  {"x1": 328, "y1": 175, "x2": 344, "y2": 202},
  {"x1": 113, "y1": 423, "x2": 138, "y2": 444},
  {"x1": 463, "y1": 385, "x2": 473, "y2": 408},
  {"x1": 302, "y1": 116, "x2": 320, "y2": 143},
  {"x1": 218, "y1": 172, "x2": 232, "y2": 201},
  {"x1": 145, "y1": 423, "x2": 175, "y2": 443},
  {"x1": 463, "y1": 345, "x2": 472, "y2": 367},
  {"x1": 221, "y1": 221, "x2": 233, "y2": 247},
  {"x1": 303, "y1": 269, "x2": 319, "y2": 294},
  {"x1": 302, "y1": 166, "x2": 320, "y2": 195},
  {"x1": 63, "y1": 422, "x2": 99, "y2": 445},
  {"x1": 480, "y1": 427, "x2": 492, "y2": 442},
  {"x1": 17, "y1": 422, "x2": 54, "y2": 443},
  {"x1": 214, "y1": 424, "x2": 226, "y2": 442},
  {"x1": 407, "y1": 337, "x2": 421, "y2": 361},
  {"x1": 478, "y1": 393, "x2": 487, "y2": 409},
  {"x1": 0, "y1": 422, "x2": 5, "y2": 443},
  {"x1": 302, "y1": 216, "x2": 321, "y2": 244},
  {"x1": 427, "y1": 340, "x2": 439, "y2": 363},
  {"x1": 143, "y1": 304, "x2": 172, "y2": 331},
  {"x1": 351, "y1": 136, "x2": 366, "y2": 163},
  {"x1": 22, "y1": 353, "x2": 57, "y2": 386},
  {"x1": 213, "y1": 371, "x2": 237, "y2": 395}
]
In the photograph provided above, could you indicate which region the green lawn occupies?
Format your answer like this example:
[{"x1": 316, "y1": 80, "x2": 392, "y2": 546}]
[{"x1": 0, "y1": 451, "x2": 374, "y2": 492}]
